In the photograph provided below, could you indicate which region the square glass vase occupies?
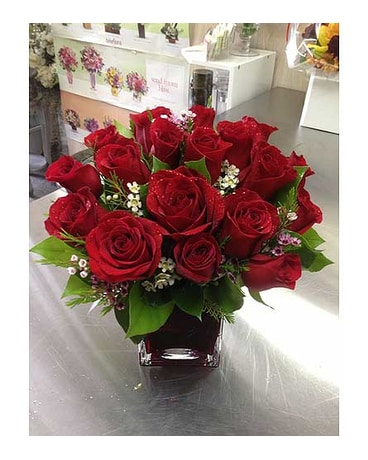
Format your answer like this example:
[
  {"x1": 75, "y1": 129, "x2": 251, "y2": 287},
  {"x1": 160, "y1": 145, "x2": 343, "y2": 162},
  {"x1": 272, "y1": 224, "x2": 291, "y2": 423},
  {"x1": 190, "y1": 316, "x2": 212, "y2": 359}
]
[{"x1": 138, "y1": 307, "x2": 223, "y2": 367}]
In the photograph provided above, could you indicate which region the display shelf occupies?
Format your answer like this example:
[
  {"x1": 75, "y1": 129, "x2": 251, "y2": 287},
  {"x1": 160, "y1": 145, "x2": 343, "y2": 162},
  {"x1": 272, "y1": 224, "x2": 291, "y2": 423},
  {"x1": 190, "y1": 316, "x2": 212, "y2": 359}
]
[
  {"x1": 182, "y1": 46, "x2": 276, "y2": 113},
  {"x1": 300, "y1": 71, "x2": 339, "y2": 134}
]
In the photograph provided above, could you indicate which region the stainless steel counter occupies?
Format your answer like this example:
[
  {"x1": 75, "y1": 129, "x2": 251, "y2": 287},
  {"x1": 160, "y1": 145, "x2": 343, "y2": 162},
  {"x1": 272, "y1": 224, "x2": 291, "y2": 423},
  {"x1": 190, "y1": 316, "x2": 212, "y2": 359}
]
[{"x1": 29, "y1": 88, "x2": 339, "y2": 436}]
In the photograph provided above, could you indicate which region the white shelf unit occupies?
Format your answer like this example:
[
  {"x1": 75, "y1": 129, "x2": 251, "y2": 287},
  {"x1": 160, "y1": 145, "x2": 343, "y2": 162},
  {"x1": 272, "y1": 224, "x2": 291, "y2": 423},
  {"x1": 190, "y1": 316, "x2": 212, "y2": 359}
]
[{"x1": 182, "y1": 47, "x2": 276, "y2": 113}]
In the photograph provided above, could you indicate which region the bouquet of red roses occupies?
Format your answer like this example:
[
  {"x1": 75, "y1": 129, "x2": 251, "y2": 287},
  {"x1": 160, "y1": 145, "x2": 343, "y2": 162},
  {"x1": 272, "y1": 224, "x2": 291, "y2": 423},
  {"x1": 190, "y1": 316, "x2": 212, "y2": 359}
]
[{"x1": 30, "y1": 105, "x2": 332, "y2": 341}]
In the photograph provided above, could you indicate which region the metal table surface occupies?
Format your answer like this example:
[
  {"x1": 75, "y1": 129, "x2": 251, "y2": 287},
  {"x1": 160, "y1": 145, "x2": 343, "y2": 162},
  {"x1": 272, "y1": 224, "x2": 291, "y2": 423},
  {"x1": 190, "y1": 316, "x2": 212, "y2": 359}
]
[{"x1": 29, "y1": 87, "x2": 339, "y2": 436}]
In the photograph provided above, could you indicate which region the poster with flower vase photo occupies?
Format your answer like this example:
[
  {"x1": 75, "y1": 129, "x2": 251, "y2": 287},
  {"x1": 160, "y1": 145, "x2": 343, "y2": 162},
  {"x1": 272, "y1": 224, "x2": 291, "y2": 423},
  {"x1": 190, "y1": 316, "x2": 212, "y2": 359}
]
[{"x1": 54, "y1": 36, "x2": 189, "y2": 113}]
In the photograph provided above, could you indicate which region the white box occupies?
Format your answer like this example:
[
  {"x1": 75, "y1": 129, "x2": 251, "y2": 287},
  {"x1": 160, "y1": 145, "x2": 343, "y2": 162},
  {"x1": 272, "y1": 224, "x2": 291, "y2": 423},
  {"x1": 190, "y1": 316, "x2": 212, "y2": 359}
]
[
  {"x1": 182, "y1": 47, "x2": 276, "y2": 114},
  {"x1": 300, "y1": 73, "x2": 339, "y2": 134}
]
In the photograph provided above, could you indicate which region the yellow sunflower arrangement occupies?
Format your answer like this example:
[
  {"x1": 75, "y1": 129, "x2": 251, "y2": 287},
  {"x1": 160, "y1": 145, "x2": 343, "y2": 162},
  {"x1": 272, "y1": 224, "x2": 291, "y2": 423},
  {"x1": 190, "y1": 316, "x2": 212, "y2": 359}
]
[{"x1": 303, "y1": 23, "x2": 339, "y2": 72}]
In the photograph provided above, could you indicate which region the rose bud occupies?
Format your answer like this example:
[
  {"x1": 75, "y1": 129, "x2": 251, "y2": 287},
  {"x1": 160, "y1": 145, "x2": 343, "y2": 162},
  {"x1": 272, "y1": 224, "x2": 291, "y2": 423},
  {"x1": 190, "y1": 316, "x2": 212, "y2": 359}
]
[
  {"x1": 44, "y1": 186, "x2": 107, "y2": 240},
  {"x1": 174, "y1": 233, "x2": 222, "y2": 283},
  {"x1": 45, "y1": 155, "x2": 102, "y2": 198},
  {"x1": 242, "y1": 253, "x2": 302, "y2": 291}
]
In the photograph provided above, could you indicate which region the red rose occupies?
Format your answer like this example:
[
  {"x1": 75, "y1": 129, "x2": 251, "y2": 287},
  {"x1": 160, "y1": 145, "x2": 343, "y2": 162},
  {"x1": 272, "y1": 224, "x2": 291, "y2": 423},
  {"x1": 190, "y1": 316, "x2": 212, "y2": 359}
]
[
  {"x1": 241, "y1": 253, "x2": 302, "y2": 291},
  {"x1": 94, "y1": 141, "x2": 150, "y2": 188},
  {"x1": 85, "y1": 211, "x2": 163, "y2": 283},
  {"x1": 219, "y1": 188, "x2": 280, "y2": 259},
  {"x1": 189, "y1": 105, "x2": 216, "y2": 128},
  {"x1": 146, "y1": 170, "x2": 225, "y2": 240},
  {"x1": 44, "y1": 187, "x2": 107, "y2": 239},
  {"x1": 84, "y1": 125, "x2": 126, "y2": 152},
  {"x1": 45, "y1": 155, "x2": 102, "y2": 198},
  {"x1": 288, "y1": 188, "x2": 323, "y2": 234},
  {"x1": 174, "y1": 233, "x2": 222, "y2": 283},
  {"x1": 216, "y1": 120, "x2": 254, "y2": 175},
  {"x1": 149, "y1": 117, "x2": 184, "y2": 168},
  {"x1": 288, "y1": 151, "x2": 314, "y2": 188},
  {"x1": 241, "y1": 142, "x2": 297, "y2": 199},
  {"x1": 174, "y1": 165, "x2": 205, "y2": 179},
  {"x1": 241, "y1": 116, "x2": 277, "y2": 141},
  {"x1": 216, "y1": 117, "x2": 276, "y2": 181},
  {"x1": 130, "y1": 106, "x2": 171, "y2": 154},
  {"x1": 183, "y1": 127, "x2": 232, "y2": 183},
  {"x1": 284, "y1": 152, "x2": 322, "y2": 234}
]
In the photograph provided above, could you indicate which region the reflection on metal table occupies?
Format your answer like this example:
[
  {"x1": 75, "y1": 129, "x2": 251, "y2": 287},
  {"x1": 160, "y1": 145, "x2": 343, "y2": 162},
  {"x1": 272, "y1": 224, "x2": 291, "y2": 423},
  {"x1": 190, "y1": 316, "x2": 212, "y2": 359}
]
[{"x1": 29, "y1": 87, "x2": 339, "y2": 436}]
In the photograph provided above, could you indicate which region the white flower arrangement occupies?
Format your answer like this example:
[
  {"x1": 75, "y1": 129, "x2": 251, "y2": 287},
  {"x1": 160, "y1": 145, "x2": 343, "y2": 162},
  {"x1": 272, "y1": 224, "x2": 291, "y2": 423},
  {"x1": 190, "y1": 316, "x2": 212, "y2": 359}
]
[{"x1": 29, "y1": 23, "x2": 58, "y2": 90}]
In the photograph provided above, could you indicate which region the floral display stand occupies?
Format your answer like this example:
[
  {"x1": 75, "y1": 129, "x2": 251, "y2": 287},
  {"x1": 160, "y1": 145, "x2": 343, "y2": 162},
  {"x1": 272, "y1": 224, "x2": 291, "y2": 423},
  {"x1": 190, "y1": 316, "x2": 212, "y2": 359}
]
[{"x1": 299, "y1": 71, "x2": 339, "y2": 134}]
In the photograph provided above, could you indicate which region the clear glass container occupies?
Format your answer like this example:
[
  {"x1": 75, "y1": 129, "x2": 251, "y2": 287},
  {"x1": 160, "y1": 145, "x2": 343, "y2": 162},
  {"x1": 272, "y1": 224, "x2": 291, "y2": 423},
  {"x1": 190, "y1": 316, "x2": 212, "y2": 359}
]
[
  {"x1": 231, "y1": 23, "x2": 260, "y2": 57},
  {"x1": 189, "y1": 68, "x2": 214, "y2": 107},
  {"x1": 214, "y1": 69, "x2": 230, "y2": 114}
]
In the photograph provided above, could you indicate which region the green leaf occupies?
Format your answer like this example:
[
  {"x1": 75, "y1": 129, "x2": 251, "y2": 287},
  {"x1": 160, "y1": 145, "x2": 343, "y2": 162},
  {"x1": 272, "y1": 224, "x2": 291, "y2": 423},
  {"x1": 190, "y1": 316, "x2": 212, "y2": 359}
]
[
  {"x1": 204, "y1": 275, "x2": 244, "y2": 313},
  {"x1": 301, "y1": 227, "x2": 326, "y2": 249},
  {"x1": 114, "y1": 305, "x2": 130, "y2": 333},
  {"x1": 129, "y1": 118, "x2": 135, "y2": 134},
  {"x1": 273, "y1": 165, "x2": 309, "y2": 206},
  {"x1": 139, "y1": 183, "x2": 148, "y2": 201},
  {"x1": 138, "y1": 183, "x2": 149, "y2": 217},
  {"x1": 114, "y1": 306, "x2": 144, "y2": 344},
  {"x1": 184, "y1": 157, "x2": 211, "y2": 182},
  {"x1": 306, "y1": 252, "x2": 334, "y2": 272},
  {"x1": 248, "y1": 290, "x2": 273, "y2": 308},
  {"x1": 30, "y1": 236, "x2": 85, "y2": 267},
  {"x1": 146, "y1": 110, "x2": 154, "y2": 122},
  {"x1": 114, "y1": 119, "x2": 134, "y2": 138},
  {"x1": 126, "y1": 283, "x2": 174, "y2": 338},
  {"x1": 61, "y1": 275, "x2": 93, "y2": 299},
  {"x1": 172, "y1": 282, "x2": 204, "y2": 319},
  {"x1": 152, "y1": 155, "x2": 170, "y2": 173},
  {"x1": 288, "y1": 230, "x2": 334, "y2": 272}
]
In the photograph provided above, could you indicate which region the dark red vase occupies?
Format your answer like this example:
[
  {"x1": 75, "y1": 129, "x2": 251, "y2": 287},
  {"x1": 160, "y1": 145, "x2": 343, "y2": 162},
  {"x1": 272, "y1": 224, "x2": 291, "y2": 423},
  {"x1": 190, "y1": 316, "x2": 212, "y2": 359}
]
[{"x1": 138, "y1": 307, "x2": 223, "y2": 367}]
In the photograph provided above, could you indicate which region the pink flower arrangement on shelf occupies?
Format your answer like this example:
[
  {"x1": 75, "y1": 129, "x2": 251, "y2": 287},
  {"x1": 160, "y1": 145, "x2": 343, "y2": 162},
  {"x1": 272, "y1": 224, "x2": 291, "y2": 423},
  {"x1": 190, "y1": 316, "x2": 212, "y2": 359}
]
[
  {"x1": 80, "y1": 45, "x2": 104, "y2": 74},
  {"x1": 125, "y1": 71, "x2": 148, "y2": 99},
  {"x1": 57, "y1": 46, "x2": 78, "y2": 72}
]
